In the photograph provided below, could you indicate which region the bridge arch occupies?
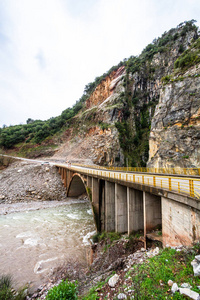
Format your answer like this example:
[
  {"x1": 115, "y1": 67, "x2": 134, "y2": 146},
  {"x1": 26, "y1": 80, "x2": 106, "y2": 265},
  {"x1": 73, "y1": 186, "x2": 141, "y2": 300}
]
[
  {"x1": 67, "y1": 173, "x2": 98, "y2": 230},
  {"x1": 67, "y1": 173, "x2": 87, "y2": 197}
]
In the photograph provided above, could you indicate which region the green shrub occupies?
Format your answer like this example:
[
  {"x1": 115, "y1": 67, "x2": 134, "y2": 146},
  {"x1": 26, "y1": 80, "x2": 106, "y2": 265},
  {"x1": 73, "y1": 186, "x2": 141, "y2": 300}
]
[
  {"x1": 174, "y1": 51, "x2": 200, "y2": 69},
  {"x1": 46, "y1": 279, "x2": 78, "y2": 300},
  {"x1": 161, "y1": 75, "x2": 172, "y2": 84}
]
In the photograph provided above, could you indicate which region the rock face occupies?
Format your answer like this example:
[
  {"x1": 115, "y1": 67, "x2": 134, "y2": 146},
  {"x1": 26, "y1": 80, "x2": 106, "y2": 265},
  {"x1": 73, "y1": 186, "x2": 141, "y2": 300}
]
[
  {"x1": 54, "y1": 66, "x2": 126, "y2": 166},
  {"x1": 148, "y1": 65, "x2": 200, "y2": 169},
  {"x1": 86, "y1": 66, "x2": 125, "y2": 109}
]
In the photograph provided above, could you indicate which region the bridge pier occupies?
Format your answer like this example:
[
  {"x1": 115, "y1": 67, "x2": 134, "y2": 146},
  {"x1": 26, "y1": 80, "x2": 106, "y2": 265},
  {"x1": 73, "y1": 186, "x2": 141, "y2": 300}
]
[
  {"x1": 92, "y1": 178, "x2": 100, "y2": 231},
  {"x1": 143, "y1": 192, "x2": 161, "y2": 235},
  {"x1": 105, "y1": 181, "x2": 115, "y2": 232},
  {"x1": 87, "y1": 176, "x2": 93, "y2": 189},
  {"x1": 127, "y1": 188, "x2": 144, "y2": 235},
  {"x1": 99, "y1": 180, "x2": 105, "y2": 231},
  {"x1": 115, "y1": 183, "x2": 128, "y2": 233}
]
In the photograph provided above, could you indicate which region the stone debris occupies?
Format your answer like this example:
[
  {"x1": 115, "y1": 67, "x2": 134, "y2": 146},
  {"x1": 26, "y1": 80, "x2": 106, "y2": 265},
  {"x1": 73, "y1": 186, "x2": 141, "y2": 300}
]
[
  {"x1": 171, "y1": 283, "x2": 179, "y2": 293},
  {"x1": 171, "y1": 281, "x2": 200, "y2": 300},
  {"x1": 179, "y1": 288, "x2": 200, "y2": 300},
  {"x1": 117, "y1": 293, "x2": 127, "y2": 299},
  {"x1": 181, "y1": 283, "x2": 192, "y2": 288},
  {"x1": 108, "y1": 274, "x2": 119, "y2": 288},
  {"x1": 168, "y1": 279, "x2": 173, "y2": 286},
  {"x1": 0, "y1": 160, "x2": 69, "y2": 210},
  {"x1": 146, "y1": 247, "x2": 159, "y2": 258},
  {"x1": 191, "y1": 255, "x2": 200, "y2": 276}
]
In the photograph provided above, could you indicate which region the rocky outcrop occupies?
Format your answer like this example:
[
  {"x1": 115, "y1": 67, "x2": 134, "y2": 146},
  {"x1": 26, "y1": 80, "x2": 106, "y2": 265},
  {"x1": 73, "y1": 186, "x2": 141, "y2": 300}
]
[
  {"x1": 54, "y1": 66, "x2": 126, "y2": 166},
  {"x1": 86, "y1": 66, "x2": 125, "y2": 109},
  {"x1": 148, "y1": 64, "x2": 200, "y2": 169}
]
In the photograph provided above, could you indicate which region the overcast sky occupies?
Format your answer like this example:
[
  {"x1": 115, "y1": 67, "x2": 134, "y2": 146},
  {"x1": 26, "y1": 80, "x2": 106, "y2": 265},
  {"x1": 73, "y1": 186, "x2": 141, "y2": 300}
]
[{"x1": 0, "y1": 0, "x2": 199, "y2": 127}]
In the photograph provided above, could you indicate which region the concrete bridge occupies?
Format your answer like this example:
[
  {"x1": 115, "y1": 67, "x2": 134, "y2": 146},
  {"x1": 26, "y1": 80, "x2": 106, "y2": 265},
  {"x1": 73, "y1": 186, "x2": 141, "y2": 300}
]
[{"x1": 57, "y1": 163, "x2": 200, "y2": 248}]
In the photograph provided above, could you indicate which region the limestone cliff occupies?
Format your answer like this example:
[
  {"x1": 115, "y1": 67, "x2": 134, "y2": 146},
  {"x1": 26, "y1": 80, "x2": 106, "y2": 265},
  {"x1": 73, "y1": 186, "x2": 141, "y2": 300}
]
[{"x1": 148, "y1": 64, "x2": 200, "y2": 169}]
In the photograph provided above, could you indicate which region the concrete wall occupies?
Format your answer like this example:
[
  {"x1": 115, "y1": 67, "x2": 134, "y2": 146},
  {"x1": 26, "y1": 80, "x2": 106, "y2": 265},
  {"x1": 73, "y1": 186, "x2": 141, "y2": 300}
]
[
  {"x1": 162, "y1": 196, "x2": 200, "y2": 247},
  {"x1": 105, "y1": 181, "x2": 115, "y2": 232},
  {"x1": 115, "y1": 183, "x2": 128, "y2": 233},
  {"x1": 128, "y1": 188, "x2": 144, "y2": 235}
]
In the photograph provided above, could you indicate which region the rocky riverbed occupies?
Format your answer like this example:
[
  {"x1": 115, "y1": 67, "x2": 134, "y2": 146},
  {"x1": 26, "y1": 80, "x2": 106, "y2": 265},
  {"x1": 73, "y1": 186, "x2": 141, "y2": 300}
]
[{"x1": 0, "y1": 160, "x2": 68, "y2": 205}]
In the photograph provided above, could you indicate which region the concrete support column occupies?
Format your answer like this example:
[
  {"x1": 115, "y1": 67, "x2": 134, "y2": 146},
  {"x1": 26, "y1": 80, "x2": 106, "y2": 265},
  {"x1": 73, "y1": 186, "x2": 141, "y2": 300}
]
[
  {"x1": 115, "y1": 183, "x2": 127, "y2": 233},
  {"x1": 61, "y1": 168, "x2": 64, "y2": 181},
  {"x1": 63, "y1": 169, "x2": 67, "y2": 187},
  {"x1": 143, "y1": 192, "x2": 162, "y2": 238},
  {"x1": 105, "y1": 181, "x2": 115, "y2": 232},
  {"x1": 99, "y1": 180, "x2": 105, "y2": 232},
  {"x1": 127, "y1": 188, "x2": 144, "y2": 235},
  {"x1": 92, "y1": 177, "x2": 100, "y2": 231},
  {"x1": 87, "y1": 176, "x2": 93, "y2": 189},
  {"x1": 66, "y1": 170, "x2": 72, "y2": 190}
]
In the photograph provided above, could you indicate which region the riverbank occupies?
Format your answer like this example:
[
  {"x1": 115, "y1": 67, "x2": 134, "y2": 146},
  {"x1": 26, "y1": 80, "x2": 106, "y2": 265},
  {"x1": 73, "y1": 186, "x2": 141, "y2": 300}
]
[
  {"x1": 0, "y1": 160, "x2": 68, "y2": 204},
  {"x1": 27, "y1": 234, "x2": 200, "y2": 300}
]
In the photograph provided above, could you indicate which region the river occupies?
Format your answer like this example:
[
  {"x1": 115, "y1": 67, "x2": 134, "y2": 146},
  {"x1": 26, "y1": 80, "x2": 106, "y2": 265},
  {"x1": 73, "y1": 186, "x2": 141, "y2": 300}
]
[{"x1": 0, "y1": 199, "x2": 96, "y2": 292}]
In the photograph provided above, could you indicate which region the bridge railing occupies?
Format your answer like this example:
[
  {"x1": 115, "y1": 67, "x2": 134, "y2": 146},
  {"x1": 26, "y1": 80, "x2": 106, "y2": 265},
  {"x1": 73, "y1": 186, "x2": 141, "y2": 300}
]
[
  {"x1": 70, "y1": 165, "x2": 200, "y2": 199},
  {"x1": 73, "y1": 163, "x2": 200, "y2": 176}
]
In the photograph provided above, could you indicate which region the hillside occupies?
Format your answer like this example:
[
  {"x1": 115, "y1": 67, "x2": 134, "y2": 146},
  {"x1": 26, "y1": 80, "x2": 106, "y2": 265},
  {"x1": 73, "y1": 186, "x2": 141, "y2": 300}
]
[{"x1": 0, "y1": 20, "x2": 200, "y2": 169}]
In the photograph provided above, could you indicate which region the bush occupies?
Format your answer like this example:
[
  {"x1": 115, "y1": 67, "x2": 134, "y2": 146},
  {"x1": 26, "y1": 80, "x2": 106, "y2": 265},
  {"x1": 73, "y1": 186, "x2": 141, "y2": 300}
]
[
  {"x1": 46, "y1": 279, "x2": 78, "y2": 300},
  {"x1": 161, "y1": 75, "x2": 172, "y2": 84},
  {"x1": 174, "y1": 51, "x2": 200, "y2": 69}
]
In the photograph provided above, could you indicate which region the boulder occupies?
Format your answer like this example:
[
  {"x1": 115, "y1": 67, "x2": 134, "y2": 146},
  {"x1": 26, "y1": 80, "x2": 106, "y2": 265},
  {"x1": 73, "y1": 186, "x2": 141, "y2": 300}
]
[
  {"x1": 117, "y1": 293, "x2": 127, "y2": 299},
  {"x1": 191, "y1": 258, "x2": 200, "y2": 276},
  {"x1": 108, "y1": 274, "x2": 119, "y2": 288},
  {"x1": 179, "y1": 288, "x2": 200, "y2": 300},
  {"x1": 171, "y1": 283, "x2": 179, "y2": 293}
]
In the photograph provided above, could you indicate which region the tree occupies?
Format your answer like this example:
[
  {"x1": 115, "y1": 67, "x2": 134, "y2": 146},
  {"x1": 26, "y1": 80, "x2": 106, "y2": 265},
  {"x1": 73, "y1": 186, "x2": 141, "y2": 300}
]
[{"x1": 26, "y1": 118, "x2": 34, "y2": 124}]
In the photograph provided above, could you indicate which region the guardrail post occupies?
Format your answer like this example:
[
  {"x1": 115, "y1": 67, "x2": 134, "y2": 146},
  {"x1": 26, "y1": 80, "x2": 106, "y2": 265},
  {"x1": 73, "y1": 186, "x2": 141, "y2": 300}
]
[
  {"x1": 126, "y1": 174, "x2": 128, "y2": 181},
  {"x1": 178, "y1": 182, "x2": 180, "y2": 193},
  {"x1": 142, "y1": 175, "x2": 144, "y2": 184},
  {"x1": 189, "y1": 180, "x2": 194, "y2": 197},
  {"x1": 169, "y1": 178, "x2": 172, "y2": 191},
  {"x1": 133, "y1": 175, "x2": 135, "y2": 183},
  {"x1": 153, "y1": 176, "x2": 156, "y2": 187}
]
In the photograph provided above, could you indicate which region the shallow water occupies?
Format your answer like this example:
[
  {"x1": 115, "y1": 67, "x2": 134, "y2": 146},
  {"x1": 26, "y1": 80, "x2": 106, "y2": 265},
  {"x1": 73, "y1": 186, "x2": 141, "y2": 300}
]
[{"x1": 0, "y1": 199, "x2": 96, "y2": 291}]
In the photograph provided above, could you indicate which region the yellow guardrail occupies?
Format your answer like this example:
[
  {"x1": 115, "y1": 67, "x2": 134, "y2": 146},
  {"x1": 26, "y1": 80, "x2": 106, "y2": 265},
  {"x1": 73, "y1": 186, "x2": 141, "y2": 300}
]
[
  {"x1": 67, "y1": 164, "x2": 200, "y2": 199},
  {"x1": 73, "y1": 163, "x2": 200, "y2": 176}
]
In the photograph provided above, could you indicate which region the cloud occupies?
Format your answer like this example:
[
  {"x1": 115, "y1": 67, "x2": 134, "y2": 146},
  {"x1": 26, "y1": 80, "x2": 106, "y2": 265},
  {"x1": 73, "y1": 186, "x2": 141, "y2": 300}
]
[{"x1": 0, "y1": 0, "x2": 199, "y2": 127}]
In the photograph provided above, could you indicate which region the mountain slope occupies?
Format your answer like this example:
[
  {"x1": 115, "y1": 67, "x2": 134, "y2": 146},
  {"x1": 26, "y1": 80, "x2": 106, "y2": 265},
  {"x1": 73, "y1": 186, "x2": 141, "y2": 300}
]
[{"x1": 0, "y1": 20, "x2": 200, "y2": 169}]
